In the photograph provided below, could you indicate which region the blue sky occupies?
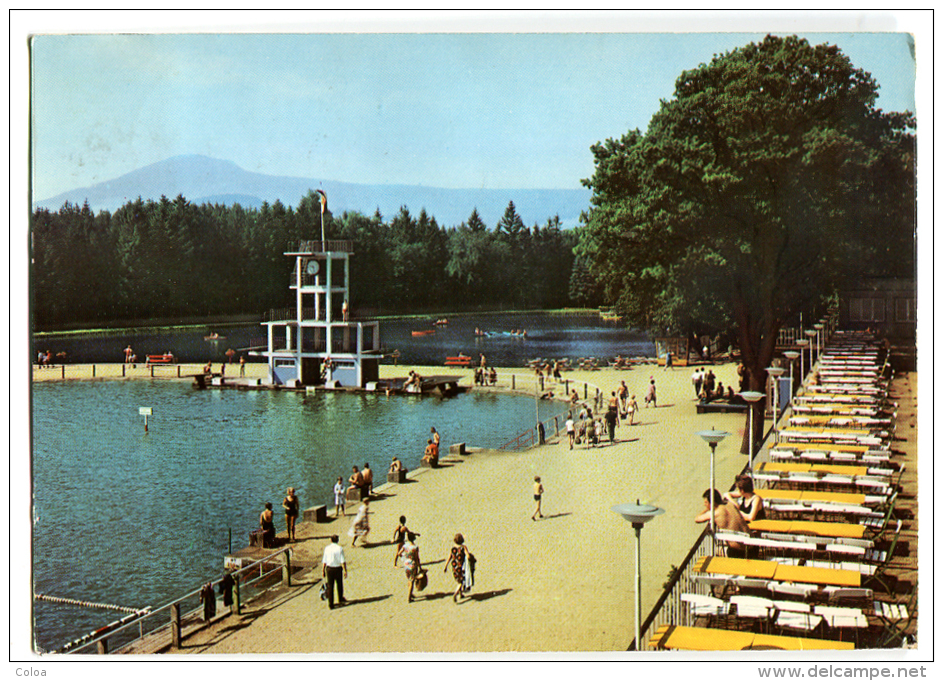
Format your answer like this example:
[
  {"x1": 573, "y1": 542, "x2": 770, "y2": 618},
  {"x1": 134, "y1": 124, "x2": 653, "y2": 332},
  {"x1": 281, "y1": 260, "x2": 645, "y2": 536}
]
[{"x1": 29, "y1": 20, "x2": 918, "y2": 201}]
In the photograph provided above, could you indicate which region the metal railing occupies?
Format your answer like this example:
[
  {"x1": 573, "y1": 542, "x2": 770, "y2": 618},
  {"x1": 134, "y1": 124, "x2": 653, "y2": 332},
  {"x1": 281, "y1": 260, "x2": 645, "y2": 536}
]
[
  {"x1": 628, "y1": 527, "x2": 712, "y2": 651},
  {"x1": 59, "y1": 547, "x2": 295, "y2": 655},
  {"x1": 492, "y1": 373, "x2": 606, "y2": 451},
  {"x1": 292, "y1": 239, "x2": 354, "y2": 254}
]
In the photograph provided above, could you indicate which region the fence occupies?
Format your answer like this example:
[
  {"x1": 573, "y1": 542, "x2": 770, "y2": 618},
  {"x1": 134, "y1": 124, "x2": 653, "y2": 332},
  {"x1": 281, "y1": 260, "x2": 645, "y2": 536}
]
[
  {"x1": 58, "y1": 547, "x2": 295, "y2": 655},
  {"x1": 628, "y1": 527, "x2": 712, "y2": 651},
  {"x1": 492, "y1": 373, "x2": 606, "y2": 451}
]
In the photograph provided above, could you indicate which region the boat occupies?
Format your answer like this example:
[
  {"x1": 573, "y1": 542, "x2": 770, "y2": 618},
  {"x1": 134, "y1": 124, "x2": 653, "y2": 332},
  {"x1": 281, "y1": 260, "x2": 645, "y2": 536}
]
[
  {"x1": 433, "y1": 318, "x2": 449, "y2": 326},
  {"x1": 204, "y1": 333, "x2": 226, "y2": 341},
  {"x1": 411, "y1": 329, "x2": 436, "y2": 337}
]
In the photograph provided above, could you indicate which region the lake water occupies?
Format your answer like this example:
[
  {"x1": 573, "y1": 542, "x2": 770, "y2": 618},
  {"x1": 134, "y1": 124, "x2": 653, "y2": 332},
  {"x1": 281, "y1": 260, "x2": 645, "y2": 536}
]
[
  {"x1": 31, "y1": 312, "x2": 655, "y2": 650},
  {"x1": 34, "y1": 312, "x2": 655, "y2": 367},
  {"x1": 31, "y1": 380, "x2": 564, "y2": 651}
]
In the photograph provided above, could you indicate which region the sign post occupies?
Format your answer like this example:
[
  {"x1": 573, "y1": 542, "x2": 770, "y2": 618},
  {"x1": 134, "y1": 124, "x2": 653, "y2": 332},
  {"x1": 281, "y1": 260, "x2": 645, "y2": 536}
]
[{"x1": 139, "y1": 407, "x2": 153, "y2": 432}]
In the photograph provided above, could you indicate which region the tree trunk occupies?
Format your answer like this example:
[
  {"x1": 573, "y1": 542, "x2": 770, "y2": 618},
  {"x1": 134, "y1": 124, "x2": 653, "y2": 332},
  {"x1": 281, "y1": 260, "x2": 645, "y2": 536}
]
[{"x1": 734, "y1": 305, "x2": 781, "y2": 456}]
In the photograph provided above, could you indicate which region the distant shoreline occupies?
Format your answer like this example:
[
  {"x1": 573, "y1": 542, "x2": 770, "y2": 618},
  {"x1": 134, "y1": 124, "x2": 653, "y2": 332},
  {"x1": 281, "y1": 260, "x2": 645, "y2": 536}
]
[{"x1": 33, "y1": 307, "x2": 613, "y2": 339}]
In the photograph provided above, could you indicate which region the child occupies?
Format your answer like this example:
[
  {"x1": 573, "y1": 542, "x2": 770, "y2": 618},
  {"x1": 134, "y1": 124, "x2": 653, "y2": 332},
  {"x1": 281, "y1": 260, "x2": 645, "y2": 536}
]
[
  {"x1": 531, "y1": 476, "x2": 544, "y2": 521},
  {"x1": 333, "y1": 476, "x2": 346, "y2": 517}
]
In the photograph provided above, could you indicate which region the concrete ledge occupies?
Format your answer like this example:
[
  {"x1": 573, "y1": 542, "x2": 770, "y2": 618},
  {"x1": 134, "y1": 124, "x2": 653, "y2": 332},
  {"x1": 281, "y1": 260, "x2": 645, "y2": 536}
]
[
  {"x1": 387, "y1": 470, "x2": 408, "y2": 483},
  {"x1": 420, "y1": 459, "x2": 439, "y2": 468},
  {"x1": 345, "y1": 486, "x2": 366, "y2": 502},
  {"x1": 450, "y1": 442, "x2": 467, "y2": 456},
  {"x1": 303, "y1": 504, "x2": 328, "y2": 523}
]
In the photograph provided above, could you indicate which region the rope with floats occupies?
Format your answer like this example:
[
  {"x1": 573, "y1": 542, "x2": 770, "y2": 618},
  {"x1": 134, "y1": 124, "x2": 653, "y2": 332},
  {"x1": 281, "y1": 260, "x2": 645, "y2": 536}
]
[{"x1": 35, "y1": 593, "x2": 148, "y2": 615}]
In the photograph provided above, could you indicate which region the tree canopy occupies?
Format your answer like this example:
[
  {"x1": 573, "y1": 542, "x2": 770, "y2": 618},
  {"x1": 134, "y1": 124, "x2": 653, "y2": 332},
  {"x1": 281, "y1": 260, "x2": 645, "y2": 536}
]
[{"x1": 576, "y1": 35, "x2": 915, "y2": 447}]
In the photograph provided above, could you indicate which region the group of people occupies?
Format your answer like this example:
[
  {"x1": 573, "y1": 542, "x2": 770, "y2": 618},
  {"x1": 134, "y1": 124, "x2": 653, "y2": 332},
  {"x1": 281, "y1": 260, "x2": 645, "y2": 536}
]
[
  {"x1": 36, "y1": 350, "x2": 64, "y2": 367},
  {"x1": 694, "y1": 475, "x2": 765, "y2": 558},
  {"x1": 691, "y1": 366, "x2": 741, "y2": 403},
  {"x1": 473, "y1": 366, "x2": 497, "y2": 385},
  {"x1": 405, "y1": 370, "x2": 423, "y2": 390},
  {"x1": 258, "y1": 487, "x2": 301, "y2": 548},
  {"x1": 333, "y1": 464, "x2": 375, "y2": 517},
  {"x1": 422, "y1": 427, "x2": 441, "y2": 466},
  {"x1": 321, "y1": 519, "x2": 475, "y2": 609}
]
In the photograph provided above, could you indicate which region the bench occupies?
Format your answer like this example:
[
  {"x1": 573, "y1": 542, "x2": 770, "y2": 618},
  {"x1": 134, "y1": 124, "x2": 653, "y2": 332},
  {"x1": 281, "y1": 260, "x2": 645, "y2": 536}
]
[
  {"x1": 303, "y1": 504, "x2": 328, "y2": 523},
  {"x1": 387, "y1": 469, "x2": 408, "y2": 483},
  {"x1": 696, "y1": 400, "x2": 749, "y2": 414},
  {"x1": 445, "y1": 356, "x2": 472, "y2": 367},
  {"x1": 146, "y1": 354, "x2": 175, "y2": 365}
]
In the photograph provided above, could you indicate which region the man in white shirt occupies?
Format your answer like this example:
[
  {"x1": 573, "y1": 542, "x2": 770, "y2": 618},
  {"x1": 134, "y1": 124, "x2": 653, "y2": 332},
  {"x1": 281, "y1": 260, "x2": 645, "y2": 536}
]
[
  {"x1": 565, "y1": 413, "x2": 575, "y2": 450},
  {"x1": 322, "y1": 535, "x2": 348, "y2": 609}
]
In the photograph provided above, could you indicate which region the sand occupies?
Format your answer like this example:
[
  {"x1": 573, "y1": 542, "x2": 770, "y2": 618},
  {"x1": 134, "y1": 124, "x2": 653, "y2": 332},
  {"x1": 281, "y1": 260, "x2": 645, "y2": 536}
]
[{"x1": 162, "y1": 361, "x2": 751, "y2": 653}]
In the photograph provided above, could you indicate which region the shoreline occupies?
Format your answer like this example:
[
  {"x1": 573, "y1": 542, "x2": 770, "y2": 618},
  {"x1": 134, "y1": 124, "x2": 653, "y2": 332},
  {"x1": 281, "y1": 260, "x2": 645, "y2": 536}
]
[{"x1": 96, "y1": 361, "x2": 753, "y2": 653}]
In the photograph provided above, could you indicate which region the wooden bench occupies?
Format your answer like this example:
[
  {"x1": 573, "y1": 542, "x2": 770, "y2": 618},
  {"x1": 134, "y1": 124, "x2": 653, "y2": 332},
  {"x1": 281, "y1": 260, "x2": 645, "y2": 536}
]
[
  {"x1": 303, "y1": 504, "x2": 328, "y2": 523},
  {"x1": 146, "y1": 354, "x2": 175, "y2": 365},
  {"x1": 445, "y1": 356, "x2": 472, "y2": 367}
]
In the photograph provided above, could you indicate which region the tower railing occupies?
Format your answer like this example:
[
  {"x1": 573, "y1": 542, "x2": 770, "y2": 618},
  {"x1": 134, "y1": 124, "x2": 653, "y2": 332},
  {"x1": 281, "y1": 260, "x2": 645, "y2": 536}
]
[{"x1": 291, "y1": 239, "x2": 354, "y2": 254}]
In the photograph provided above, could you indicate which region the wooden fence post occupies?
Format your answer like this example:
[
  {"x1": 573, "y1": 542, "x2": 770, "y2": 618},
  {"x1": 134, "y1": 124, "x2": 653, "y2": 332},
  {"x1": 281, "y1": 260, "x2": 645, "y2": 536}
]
[
  {"x1": 170, "y1": 603, "x2": 181, "y2": 648},
  {"x1": 92, "y1": 365, "x2": 96, "y2": 378},
  {"x1": 282, "y1": 551, "x2": 291, "y2": 587},
  {"x1": 233, "y1": 578, "x2": 242, "y2": 615}
]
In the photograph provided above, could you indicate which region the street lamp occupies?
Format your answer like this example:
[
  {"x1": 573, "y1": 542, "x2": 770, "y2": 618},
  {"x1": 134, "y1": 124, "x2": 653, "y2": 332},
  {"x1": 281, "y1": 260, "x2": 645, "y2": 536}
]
[
  {"x1": 766, "y1": 367, "x2": 786, "y2": 437},
  {"x1": 805, "y1": 330, "x2": 818, "y2": 369},
  {"x1": 796, "y1": 339, "x2": 810, "y2": 384},
  {"x1": 697, "y1": 429, "x2": 730, "y2": 555},
  {"x1": 739, "y1": 392, "x2": 765, "y2": 475},
  {"x1": 814, "y1": 323, "x2": 825, "y2": 359},
  {"x1": 783, "y1": 351, "x2": 799, "y2": 403},
  {"x1": 612, "y1": 500, "x2": 665, "y2": 650}
]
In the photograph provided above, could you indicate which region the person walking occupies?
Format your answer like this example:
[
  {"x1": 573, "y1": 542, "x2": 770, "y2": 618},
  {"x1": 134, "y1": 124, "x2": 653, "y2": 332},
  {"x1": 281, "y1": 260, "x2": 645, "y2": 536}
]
[
  {"x1": 565, "y1": 412, "x2": 575, "y2": 450},
  {"x1": 626, "y1": 395, "x2": 638, "y2": 425},
  {"x1": 531, "y1": 476, "x2": 544, "y2": 521},
  {"x1": 644, "y1": 378, "x2": 657, "y2": 408},
  {"x1": 282, "y1": 487, "x2": 300, "y2": 542},
  {"x1": 239, "y1": 355, "x2": 246, "y2": 377},
  {"x1": 692, "y1": 367, "x2": 703, "y2": 399},
  {"x1": 444, "y1": 533, "x2": 474, "y2": 603},
  {"x1": 348, "y1": 499, "x2": 371, "y2": 547},
  {"x1": 333, "y1": 476, "x2": 346, "y2": 517},
  {"x1": 392, "y1": 515, "x2": 416, "y2": 566},
  {"x1": 605, "y1": 407, "x2": 618, "y2": 443},
  {"x1": 321, "y1": 535, "x2": 348, "y2": 610},
  {"x1": 398, "y1": 532, "x2": 423, "y2": 603}
]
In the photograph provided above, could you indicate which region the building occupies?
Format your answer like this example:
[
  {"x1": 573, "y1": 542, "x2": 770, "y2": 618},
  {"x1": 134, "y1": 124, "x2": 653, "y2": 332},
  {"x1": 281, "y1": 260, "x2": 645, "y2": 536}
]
[{"x1": 261, "y1": 239, "x2": 380, "y2": 387}]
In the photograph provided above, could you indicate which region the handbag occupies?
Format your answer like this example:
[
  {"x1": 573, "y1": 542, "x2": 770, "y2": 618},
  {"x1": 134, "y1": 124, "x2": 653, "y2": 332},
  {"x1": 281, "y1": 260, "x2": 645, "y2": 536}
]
[
  {"x1": 319, "y1": 583, "x2": 327, "y2": 600},
  {"x1": 415, "y1": 569, "x2": 428, "y2": 592}
]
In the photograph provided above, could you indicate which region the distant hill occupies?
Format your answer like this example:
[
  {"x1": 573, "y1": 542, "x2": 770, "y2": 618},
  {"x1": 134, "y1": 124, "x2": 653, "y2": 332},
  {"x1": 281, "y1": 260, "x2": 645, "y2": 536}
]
[{"x1": 33, "y1": 155, "x2": 591, "y2": 229}]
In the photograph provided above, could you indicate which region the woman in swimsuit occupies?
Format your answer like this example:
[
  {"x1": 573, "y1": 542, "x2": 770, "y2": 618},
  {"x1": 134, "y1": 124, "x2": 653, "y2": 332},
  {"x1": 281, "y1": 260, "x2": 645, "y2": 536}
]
[
  {"x1": 282, "y1": 487, "x2": 300, "y2": 542},
  {"x1": 259, "y1": 502, "x2": 276, "y2": 548},
  {"x1": 724, "y1": 475, "x2": 765, "y2": 523}
]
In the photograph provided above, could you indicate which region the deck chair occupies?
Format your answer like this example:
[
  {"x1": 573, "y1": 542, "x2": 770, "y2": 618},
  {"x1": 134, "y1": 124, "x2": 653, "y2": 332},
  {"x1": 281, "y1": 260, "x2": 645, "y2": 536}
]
[
  {"x1": 774, "y1": 600, "x2": 824, "y2": 637},
  {"x1": 730, "y1": 595, "x2": 776, "y2": 632},
  {"x1": 865, "y1": 521, "x2": 903, "y2": 593},
  {"x1": 768, "y1": 581, "x2": 815, "y2": 600},
  {"x1": 681, "y1": 593, "x2": 729, "y2": 628},
  {"x1": 874, "y1": 583, "x2": 917, "y2": 648}
]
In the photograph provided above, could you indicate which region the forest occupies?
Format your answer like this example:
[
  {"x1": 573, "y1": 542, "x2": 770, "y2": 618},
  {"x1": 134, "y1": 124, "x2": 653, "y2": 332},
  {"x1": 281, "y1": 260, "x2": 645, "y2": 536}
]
[{"x1": 30, "y1": 191, "x2": 600, "y2": 330}]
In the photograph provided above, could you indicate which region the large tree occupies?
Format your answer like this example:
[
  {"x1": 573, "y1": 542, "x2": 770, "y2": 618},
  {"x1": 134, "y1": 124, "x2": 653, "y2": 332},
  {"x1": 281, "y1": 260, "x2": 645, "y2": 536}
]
[{"x1": 577, "y1": 35, "x2": 915, "y2": 451}]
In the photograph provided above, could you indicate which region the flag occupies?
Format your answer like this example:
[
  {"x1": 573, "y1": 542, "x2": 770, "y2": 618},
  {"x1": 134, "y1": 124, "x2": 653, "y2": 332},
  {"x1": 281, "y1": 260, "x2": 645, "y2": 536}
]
[{"x1": 315, "y1": 189, "x2": 327, "y2": 214}]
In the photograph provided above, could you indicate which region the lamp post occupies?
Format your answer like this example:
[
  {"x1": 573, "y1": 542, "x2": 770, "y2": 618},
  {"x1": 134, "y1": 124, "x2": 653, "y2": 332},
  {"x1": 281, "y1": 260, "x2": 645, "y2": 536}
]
[
  {"x1": 814, "y1": 323, "x2": 825, "y2": 359},
  {"x1": 697, "y1": 429, "x2": 730, "y2": 554},
  {"x1": 766, "y1": 367, "x2": 786, "y2": 437},
  {"x1": 796, "y1": 339, "x2": 810, "y2": 385},
  {"x1": 612, "y1": 500, "x2": 665, "y2": 650},
  {"x1": 805, "y1": 330, "x2": 818, "y2": 370},
  {"x1": 739, "y1": 392, "x2": 765, "y2": 475},
  {"x1": 783, "y1": 351, "x2": 799, "y2": 403}
]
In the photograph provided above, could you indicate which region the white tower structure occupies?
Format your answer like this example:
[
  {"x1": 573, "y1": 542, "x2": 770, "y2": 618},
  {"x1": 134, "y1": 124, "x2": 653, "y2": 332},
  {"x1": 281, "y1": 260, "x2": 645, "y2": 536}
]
[{"x1": 262, "y1": 239, "x2": 380, "y2": 387}]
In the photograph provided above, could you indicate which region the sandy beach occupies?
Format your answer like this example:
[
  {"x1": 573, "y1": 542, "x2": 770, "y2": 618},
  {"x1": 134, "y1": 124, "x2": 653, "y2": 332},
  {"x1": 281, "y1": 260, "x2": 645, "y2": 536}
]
[{"x1": 145, "y1": 361, "x2": 750, "y2": 653}]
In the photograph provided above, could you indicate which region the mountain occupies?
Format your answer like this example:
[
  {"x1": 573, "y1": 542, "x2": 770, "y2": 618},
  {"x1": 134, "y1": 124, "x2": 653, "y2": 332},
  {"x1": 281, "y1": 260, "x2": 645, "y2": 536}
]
[{"x1": 33, "y1": 155, "x2": 591, "y2": 229}]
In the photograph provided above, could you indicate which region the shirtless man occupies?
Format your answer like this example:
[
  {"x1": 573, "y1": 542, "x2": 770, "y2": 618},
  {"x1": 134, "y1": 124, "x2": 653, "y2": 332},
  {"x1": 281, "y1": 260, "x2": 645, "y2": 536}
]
[{"x1": 695, "y1": 488, "x2": 752, "y2": 556}]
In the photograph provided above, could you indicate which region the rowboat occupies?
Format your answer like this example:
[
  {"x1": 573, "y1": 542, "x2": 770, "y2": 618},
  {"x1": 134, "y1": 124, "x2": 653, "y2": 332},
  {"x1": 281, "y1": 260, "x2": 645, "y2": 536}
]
[{"x1": 411, "y1": 329, "x2": 436, "y2": 337}]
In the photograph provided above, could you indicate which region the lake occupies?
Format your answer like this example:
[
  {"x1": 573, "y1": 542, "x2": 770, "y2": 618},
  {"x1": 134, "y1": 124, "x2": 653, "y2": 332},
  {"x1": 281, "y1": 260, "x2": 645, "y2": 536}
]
[
  {"x1": 34, "y1": 311, "x2": 655, "y2": 367},
  {"x1": 31, "y1": 379, "x2": 564, "y2": 651}
]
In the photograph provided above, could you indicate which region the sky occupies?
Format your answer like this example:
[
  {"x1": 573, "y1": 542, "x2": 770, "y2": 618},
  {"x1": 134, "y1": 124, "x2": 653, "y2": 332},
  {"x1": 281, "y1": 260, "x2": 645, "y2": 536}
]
[{"x1": 26, "y1": 12, "x2": 920, "y2": 201}]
